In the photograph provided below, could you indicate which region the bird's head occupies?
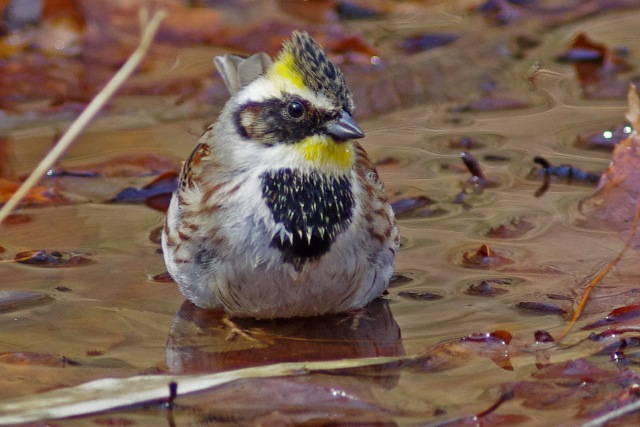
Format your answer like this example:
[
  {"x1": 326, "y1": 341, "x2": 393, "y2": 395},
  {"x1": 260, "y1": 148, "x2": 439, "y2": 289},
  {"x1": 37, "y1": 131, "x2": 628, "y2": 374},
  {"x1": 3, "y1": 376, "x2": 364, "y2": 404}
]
[{"x1": 231, "y1": 31, "x2": 364, "y2": 175}]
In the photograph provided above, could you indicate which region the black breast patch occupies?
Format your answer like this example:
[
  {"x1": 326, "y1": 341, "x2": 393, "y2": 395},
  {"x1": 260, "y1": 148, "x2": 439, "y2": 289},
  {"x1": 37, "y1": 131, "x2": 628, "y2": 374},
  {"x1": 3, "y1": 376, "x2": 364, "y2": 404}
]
[{"x1": 261, "y1": 168, "x2": 354, "y2": 268}]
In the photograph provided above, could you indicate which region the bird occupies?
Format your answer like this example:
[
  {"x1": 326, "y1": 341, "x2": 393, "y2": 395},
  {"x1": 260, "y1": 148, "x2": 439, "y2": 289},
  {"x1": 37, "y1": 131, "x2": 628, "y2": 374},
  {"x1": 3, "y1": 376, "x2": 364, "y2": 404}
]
[{"x1": 162, "y1": 31, "x2": 399, "y2": 319}]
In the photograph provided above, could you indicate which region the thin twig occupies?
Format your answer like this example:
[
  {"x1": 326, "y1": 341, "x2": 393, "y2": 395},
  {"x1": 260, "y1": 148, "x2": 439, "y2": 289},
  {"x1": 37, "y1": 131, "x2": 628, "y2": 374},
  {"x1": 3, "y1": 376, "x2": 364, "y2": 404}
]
[
  {"x1": 0, "y1": 9, "x2": 167, "y2": 226},
  {"x1": 557, "y1": 201, "x2": 640, "y2": 341}
]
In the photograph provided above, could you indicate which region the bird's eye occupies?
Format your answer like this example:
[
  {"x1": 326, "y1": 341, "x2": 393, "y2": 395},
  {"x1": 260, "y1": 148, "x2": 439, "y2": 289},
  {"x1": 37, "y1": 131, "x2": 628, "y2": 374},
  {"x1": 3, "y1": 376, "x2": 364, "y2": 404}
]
[{"x1": 287, "y1": 101, "x2": 305, "y2": 119}]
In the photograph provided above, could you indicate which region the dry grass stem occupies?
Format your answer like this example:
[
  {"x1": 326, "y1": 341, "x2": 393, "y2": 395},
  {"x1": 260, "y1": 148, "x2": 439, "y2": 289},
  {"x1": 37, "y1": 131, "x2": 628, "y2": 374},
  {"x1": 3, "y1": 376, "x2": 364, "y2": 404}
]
[
  {"x1": 0, "y1": 9, "x2": 167, "y2": 226},
  {"x1": 0, "y1": 356, "x2": 412, "y2": 424}
]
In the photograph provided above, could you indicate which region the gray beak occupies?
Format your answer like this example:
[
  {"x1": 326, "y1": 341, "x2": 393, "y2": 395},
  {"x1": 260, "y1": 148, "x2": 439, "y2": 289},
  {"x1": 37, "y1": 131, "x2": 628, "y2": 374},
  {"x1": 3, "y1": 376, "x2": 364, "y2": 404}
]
[{"x1": 325, "y1": 110, "x2": 365, "y2": 141}]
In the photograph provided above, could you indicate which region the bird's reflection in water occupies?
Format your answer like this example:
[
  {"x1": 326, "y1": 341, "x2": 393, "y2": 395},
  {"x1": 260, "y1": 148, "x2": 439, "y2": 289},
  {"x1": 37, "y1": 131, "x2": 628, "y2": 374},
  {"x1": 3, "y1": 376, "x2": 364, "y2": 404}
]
[{"x1": 166, "y1": 297, "x2": 405, "y2": 385}]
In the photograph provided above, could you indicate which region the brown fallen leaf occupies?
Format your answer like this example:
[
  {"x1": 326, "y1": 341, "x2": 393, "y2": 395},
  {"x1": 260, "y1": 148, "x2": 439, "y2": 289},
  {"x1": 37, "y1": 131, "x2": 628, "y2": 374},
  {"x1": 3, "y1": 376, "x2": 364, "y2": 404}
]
[
  {"x1": 553, "y1": 85, "x2": 640, "y2": 340},
  {"x1": 491, "y1": 358, "x2": 640, "y2": 422},
  {"x1": 1, "y1": 153, "x2": 178, "y2": 209},
  {"x1": 449, "y1": 136, "x2": 484, "y2": 150},
  {"x1": 14, "y1": 249, "x2": 95, "y2": 267},
  {"x1": 182, "y1": 375, "x2": 397, "y2": 425},
  {"x1": 574, "y1": 122, "x2": 631, "y2": 151},
  {"x1": 41, "y1": 155, "x2": 179, "y2": 205},
  {"x1": 0, "y1": 178, "x2": 66, "y2": 207},
  {"x1": 111, "y1": 171, "x2": 178, "y2": 212},
  {"x1": 38, "y1": 0, "x2": 86, "y2": 57},
  {"x1": 558, "y1": 33, "x2": 630, "y2": 82},
  {"x1": 150, "y1": 271, "x2": 174, "y2": 283},
  {"x1": 581, "y1": 84, "x2": 640, "y2": 230},
  {"x1": 390, "y1": 195, "x2": 444, "y2": 219},
  {"x1": 532, "y1": 358, "x2": 630, "y2": 383},
  {"x1": 397, "y1": 290, "x2": 444, "y2": 301},
  {"x1": 414, "y1": 330, "x2": 513, "y2": 372},
  {"x1": 583, "y1": 304, "x2": 640, "y2": 330},
  {"x1": 460, "y1": 244, "x2": 515, "y2": 269},
  {"x1": 464, "y1": 278, "x2": 510, "y2": 297},
  {"x1": 486, "y1": 216, "x2": 536, "y2": 239},
  {"x1": 517, "y1": 301, "x2": 567, "y2": 315}
]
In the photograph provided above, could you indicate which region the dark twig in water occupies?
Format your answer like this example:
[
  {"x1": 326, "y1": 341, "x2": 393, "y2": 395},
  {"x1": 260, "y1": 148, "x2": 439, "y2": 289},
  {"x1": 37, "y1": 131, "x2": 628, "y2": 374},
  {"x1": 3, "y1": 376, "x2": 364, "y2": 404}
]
[
  {"x1": 476, "y1": 390, "x2": 515, "y2": 418},
  {"x1": 165, "y1": 381, "x2": 177, "y2": 409},
  {"x1": 533, "y1": 156, "x2": 551, "y2": 197},
  {"x1": 424, "y1": 389, "x2": 515, "y2": 426},
  {"x1": 532, "y1": 155, "x2": 601, "y2": 197},
  {"x1": 165, "y1": 381, "x2": 177, "y2": 427},
  {"x1": 533, "y1": 156, "x2": 550, "y2": 169},
  {"x1": 461, "y1": 151, "x2": 485, "y2": 179},
  {"x1": 455, "y1": 152, "x2": 490, "y2": 206}
]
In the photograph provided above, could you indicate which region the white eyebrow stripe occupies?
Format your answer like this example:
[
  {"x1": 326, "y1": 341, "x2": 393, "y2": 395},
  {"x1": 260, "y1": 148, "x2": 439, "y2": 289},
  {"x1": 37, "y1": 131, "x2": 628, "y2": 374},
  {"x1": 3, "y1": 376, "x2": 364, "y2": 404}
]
[{"x1": 236, "y1": 76, "x2": 336, "y2": 112}]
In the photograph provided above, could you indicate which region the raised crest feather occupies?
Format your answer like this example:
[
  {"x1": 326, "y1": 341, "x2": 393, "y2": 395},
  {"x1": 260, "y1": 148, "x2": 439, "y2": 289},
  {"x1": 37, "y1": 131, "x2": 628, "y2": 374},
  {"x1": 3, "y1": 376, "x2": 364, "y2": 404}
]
[{"x1": 281, "y1": 31, "x2": 355, "y2": 112}]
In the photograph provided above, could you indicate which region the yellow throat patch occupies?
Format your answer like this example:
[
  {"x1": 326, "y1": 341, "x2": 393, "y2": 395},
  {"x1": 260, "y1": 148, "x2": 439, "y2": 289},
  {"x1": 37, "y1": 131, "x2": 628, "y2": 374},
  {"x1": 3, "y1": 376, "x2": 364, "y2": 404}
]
[{"x1": 294, "y1": 135, "x2": 353, "y2": 173}]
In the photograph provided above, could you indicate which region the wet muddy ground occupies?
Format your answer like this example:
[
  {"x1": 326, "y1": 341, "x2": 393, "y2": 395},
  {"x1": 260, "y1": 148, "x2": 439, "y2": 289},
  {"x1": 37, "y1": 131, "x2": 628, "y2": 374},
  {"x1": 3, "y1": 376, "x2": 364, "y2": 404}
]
[{"x1": 3, "y1": 1, "x2": 640, "y2": 425}]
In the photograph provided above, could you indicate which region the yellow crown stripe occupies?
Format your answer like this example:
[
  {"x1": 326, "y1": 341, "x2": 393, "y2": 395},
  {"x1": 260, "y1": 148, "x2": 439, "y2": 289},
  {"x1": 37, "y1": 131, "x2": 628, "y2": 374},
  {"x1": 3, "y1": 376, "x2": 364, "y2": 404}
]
[
  {"x1": 267, "y1": 51, "x2": 305, "y2": 89},
  {"x1": 294, "y1": 135, "x2": 354, "y2": 171}
]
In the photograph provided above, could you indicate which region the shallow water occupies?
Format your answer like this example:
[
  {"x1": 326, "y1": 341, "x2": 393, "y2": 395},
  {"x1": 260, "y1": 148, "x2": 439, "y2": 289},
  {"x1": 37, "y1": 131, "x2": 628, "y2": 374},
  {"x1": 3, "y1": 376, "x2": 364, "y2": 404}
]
[{"x1": 3, "y1": 3, "x2": 640, "y2": 426}]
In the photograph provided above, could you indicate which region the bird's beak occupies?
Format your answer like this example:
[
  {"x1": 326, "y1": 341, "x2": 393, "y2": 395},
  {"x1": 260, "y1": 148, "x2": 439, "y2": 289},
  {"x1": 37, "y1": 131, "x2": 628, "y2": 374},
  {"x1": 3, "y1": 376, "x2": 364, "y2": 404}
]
[{"x1": 326, "y1": 110, "x2": 365, "y2": 141}]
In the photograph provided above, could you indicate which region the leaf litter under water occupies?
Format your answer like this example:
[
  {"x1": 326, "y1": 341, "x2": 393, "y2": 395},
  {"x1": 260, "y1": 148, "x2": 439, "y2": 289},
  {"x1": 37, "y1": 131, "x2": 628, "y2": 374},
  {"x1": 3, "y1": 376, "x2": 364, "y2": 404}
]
[{"x1": 6, "y1": 1, "x2": 640, "y2": 426}]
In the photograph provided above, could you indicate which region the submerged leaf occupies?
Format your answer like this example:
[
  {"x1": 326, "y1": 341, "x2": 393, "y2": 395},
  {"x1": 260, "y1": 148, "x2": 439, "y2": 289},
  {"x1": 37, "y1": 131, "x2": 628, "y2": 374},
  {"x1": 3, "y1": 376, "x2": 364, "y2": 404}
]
[
  {"x1": 517, "y1": 301, "x2": 567, "y2": 315},
  {"x1": 15, "y1": 250, "x2": 95, "y2": 267},
  {"x1": 397, "y1": 290, "x2": 445, "y2": 301},
  {"x1": 532, "y1": 358, "x2": 633, "y2": 384},
  {"x1": 0, "y1": 178, "x2": 65, "y2": 207},
  {"x1": 492, "y1": 358, "x2": 640, "y2": 421},
  {"x1": 464, "y1": 278, "x2": 510, "y2": 297},
  {"x1": 0, "y1": 291, "x2": 53, "y2": 313},
  {"x1": 486, "y1": 216, "x2": 536, "y2": 239},
  {"x1": 574, "y1": 123, "x2": 631, "y2": 151},
  {"x1": 111, "y1": 171, "x2": 178, "y2": 211},
  {"x1": 583, "y1": 304, "x2": 640, "y2": 330},
  {"x1": 460, "y1": 244, "x2": 515, "y2": 269},
  {"x1": 415, "y1": 330, "x2": 513, "y2": 372},
  {"x1": 391, "y1": 195, "x2": 446, "y2": 219}
]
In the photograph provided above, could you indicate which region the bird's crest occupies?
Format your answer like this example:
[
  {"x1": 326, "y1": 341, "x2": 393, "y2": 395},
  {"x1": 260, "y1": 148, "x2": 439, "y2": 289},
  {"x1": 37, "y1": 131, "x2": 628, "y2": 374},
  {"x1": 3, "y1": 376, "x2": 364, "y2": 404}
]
[{"x1": 267, "y1": 31, "x2": 354, "y2": 112}]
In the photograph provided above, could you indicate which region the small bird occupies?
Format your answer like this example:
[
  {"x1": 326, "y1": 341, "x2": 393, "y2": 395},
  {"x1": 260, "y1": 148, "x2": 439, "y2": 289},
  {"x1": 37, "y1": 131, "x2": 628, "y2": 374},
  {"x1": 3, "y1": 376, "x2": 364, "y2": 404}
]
[{"x1": 162, "y1": 31, "x2": 398, "y2": 319}]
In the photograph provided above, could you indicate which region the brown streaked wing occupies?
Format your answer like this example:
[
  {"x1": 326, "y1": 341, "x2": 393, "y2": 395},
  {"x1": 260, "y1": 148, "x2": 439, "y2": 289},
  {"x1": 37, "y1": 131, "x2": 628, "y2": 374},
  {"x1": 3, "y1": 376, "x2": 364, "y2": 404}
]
[
  {"x1": 353, "y1": 141, "x2": 384, "y2": 191},
  {"x1": 180, "y1": 142, "x2": 211, "y2": 191}
]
